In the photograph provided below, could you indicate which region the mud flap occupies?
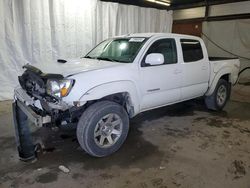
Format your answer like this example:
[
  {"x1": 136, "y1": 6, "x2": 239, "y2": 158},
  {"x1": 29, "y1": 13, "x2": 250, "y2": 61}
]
[{"x1": 12, "y1": 101, "x2": 36, "y2": 161}]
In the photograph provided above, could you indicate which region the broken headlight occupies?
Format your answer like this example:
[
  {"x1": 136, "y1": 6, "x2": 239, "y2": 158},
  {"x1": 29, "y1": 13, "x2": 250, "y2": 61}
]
[{"x1": 46, "y1": 79, "x2": 74, "y2": 98}]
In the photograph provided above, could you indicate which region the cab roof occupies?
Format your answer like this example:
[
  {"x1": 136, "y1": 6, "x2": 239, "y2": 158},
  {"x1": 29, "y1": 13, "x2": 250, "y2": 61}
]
[{"x1": 114, "y1": 32, "x2": 202, "y2": 40}]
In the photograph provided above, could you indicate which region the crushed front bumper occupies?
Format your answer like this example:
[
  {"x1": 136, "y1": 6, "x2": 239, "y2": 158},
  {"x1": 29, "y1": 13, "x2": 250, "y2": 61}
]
[
  {"x1": 12, "y1": 88, "x2": 76, "y2": 161},
  {"x1": 13, "y1": 88, "x2": 51, "y2": 161},
  {"x1": 12, "y1": 101, "x2": 36, "y2": 161},
  {"x1": 14, "y1": 88, "x2": 51, "y2": 127}
]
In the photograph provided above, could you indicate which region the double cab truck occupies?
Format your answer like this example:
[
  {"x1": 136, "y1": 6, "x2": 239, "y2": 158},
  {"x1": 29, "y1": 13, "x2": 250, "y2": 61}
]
[{"x1": 13, "y1": 33, "x2": 240, "y2": 159}]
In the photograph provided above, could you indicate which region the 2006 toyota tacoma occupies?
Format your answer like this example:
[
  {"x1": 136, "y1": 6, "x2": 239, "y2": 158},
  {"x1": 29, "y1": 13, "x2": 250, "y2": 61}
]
[{"x1": 13, "y1": 33, "x2": 240, "y2": 159}]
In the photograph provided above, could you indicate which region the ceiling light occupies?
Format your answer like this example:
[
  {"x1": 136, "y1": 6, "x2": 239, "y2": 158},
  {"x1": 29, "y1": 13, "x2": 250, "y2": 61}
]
[{"x1": 146, "y1": 0, "x2": 170, "y2": 6}]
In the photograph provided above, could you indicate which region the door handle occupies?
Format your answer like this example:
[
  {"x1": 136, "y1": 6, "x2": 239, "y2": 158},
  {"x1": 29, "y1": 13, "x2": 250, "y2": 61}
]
[
  {"x1": 174, "y1": 69, "x2": 182, "y2": 74},
  {"x1": 202, "y1": 66, "x2": 207, "y2": 70}
]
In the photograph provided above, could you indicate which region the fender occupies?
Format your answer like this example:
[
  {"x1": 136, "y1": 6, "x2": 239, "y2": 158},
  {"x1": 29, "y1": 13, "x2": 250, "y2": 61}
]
[
  {"x1": 205, "y1": 66, "x2": 232, "y2": 96},
  {"x1": 79, "y1": 80, "x2": 141, "y2": 116}
]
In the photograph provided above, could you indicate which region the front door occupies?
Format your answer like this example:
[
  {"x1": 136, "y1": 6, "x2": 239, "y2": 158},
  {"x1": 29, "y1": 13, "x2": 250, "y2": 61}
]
[{"x1": 140, "y1": 38, "x2": 182, "y2": 111}]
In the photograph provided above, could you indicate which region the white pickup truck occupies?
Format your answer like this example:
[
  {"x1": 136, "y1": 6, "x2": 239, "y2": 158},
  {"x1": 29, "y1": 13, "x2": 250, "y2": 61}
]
[{"x1": 14, "y1": 33, "x2": 240, "y2": 158}]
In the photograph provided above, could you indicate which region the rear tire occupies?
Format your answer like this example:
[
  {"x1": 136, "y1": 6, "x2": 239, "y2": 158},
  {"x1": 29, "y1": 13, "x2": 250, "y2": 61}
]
[
  {"x1": 77, "y1": 101, "x2": 129, "y2": 157},
  {"x1": 205, "y1": 79, "x2": 230, "y2": 111}
]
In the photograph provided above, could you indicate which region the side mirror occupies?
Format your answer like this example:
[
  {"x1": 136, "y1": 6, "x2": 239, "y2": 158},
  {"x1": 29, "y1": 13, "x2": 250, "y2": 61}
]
[{"x1": 145, "y1": 53, "x2": 164, "y2": 66}]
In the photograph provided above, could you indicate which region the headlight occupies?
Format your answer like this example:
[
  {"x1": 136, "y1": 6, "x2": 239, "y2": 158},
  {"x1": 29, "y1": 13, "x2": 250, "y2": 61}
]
[{"x1": 46, "y1": 79, "x2": 74, "y2": 98}]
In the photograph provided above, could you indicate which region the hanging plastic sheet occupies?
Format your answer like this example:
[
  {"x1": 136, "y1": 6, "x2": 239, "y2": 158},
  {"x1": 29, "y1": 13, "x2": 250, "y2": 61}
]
[{"x1": 0, "y1": 0, "x2": 172, "y2": 100}]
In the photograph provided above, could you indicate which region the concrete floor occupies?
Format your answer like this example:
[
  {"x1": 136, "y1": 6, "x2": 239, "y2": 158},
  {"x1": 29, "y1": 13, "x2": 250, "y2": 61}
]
[{"x1": 0, "y1": 84, "x2": 250, "y2": 188}]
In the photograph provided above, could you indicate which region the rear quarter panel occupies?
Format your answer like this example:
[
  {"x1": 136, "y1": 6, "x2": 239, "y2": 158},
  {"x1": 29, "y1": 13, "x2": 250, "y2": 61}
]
[{"x1": 206, "y1": 59, "x2": 240, "y2": 96}]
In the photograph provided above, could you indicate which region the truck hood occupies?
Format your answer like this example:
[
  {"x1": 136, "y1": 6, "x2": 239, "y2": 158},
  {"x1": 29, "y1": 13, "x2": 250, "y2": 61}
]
[{"x1": 34, "y1": 58, "x2": 125, "y2": 77}]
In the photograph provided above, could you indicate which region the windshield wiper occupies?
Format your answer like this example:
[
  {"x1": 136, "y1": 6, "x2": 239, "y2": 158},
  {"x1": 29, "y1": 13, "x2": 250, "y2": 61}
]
[
  {"x1": 96, "y1": 57, "x2": 118, "y2": 62},
  {"x1": 84, "y1": 55, "x2": 93, "y2": 59},
  {"x1": 84, "y1": 56, "x2": 129, "y2": 63}
]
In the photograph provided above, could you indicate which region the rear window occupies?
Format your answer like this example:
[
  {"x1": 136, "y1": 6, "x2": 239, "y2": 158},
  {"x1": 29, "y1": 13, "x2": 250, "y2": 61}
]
[{"x1": 180, "y1": 39, "x2": 203, "y2": 62}]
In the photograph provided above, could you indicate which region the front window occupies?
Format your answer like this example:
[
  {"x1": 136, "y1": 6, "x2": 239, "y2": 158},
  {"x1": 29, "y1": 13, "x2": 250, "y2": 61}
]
[
  {"x1": 142, "y1": 39, "x2": 177, "y2": 67},
  {"x1": 85, "y1": 37, "x2": 147, "y2": 63}
]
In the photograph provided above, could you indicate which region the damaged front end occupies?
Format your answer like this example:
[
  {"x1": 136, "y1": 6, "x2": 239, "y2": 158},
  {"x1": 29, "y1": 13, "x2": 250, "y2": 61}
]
[
  {"x1": 13, "y1": 64, "x2": 79, "y2": 161},
  {"x1": 16, "y1": 64, "x2": 79, "y2": 125}
]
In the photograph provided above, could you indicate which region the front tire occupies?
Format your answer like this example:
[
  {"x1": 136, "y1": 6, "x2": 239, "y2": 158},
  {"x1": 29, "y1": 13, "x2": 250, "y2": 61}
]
[
  {"x1": 205, "y1": 79, "x2": 230, "y2": 111},
  {"x1": 77, "y1": 101, "x2": 129, "y2": 157}
]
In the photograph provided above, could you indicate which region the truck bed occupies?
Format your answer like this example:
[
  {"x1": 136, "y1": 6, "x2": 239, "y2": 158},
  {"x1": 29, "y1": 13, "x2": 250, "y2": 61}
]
[{"x1": 209, "y1": 57, "x2": 238, "y2": 61}]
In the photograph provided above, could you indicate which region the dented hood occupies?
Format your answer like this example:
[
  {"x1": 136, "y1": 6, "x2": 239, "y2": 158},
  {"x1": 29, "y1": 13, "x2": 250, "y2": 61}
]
[{"x1": 33, "y1": 58, "x2": 124, "y2": 77}]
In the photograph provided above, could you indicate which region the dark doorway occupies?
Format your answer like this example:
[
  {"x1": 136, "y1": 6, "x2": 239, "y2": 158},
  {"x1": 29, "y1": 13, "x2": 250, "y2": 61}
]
[{"x1": 172, "y1": 21, "x2": 202, "y2": 37}]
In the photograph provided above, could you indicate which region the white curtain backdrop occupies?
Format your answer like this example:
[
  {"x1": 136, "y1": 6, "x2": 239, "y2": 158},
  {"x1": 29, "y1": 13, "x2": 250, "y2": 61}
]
[
  {"x1": 203, "y1": 20, "x2": 250, "y2": 79},
  {"x1": 0, "y1": 0, "x2": 173, "y2": 100}
]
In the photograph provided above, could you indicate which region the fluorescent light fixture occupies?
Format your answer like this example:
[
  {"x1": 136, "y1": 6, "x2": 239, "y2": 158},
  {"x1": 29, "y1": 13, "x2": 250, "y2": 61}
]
[{"x1": 146, "y1": 0, "x2": 170, "y2": 6}]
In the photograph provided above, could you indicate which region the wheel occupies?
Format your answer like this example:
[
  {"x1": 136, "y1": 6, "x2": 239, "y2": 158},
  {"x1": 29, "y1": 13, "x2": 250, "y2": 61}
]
[
  {"x1": 77, "y1": 101, "x2": 129, "y2": 157},
  {"x1": 205, "y1": 79, "x2": 230, "y2": 111}
]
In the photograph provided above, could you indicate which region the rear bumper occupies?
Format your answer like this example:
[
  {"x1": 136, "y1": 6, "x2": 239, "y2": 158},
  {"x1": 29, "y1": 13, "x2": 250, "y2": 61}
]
[{"x1": 14, "y1": 88, "x2": 51, "y2": 127}]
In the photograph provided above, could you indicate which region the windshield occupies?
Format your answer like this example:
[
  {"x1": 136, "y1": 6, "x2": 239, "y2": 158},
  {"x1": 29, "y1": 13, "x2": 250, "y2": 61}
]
[{"x1": 85, "y1": 37, "x2": 148, "y2": 63}]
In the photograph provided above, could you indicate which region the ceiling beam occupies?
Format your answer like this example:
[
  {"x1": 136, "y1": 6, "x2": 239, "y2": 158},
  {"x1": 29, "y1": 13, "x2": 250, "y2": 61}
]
[
  {"x1": 204, "y1": 0, "x2": 209, "y2": 21},
  {"x1": 173, "y1": 13, "x2": 250, "y2": 23},
  {"x1": 100, "y1": 0, "x2": 169, "y2": 10},
  {"x1": 206, "y1": 13, "x2": 250, "y2": 22},
  {"x1": 170, "y1": 0, "x2": 250, "y2": 10},
  {"x1": 100, "y1": 0, "x2": 250, "y2": 10}
]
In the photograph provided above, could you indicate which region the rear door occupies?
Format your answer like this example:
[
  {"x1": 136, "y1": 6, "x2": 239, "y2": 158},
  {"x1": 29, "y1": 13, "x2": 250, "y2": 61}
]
[
  {"x1": 179, "y1": 38, "x2": 210, "y2": 100},
  {"x1": 139, "y1": 38, "x2": 182, "y2": 111}
]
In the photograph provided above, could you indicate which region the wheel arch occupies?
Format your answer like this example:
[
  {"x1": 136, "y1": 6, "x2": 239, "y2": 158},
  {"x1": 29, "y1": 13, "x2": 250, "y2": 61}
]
[
  {"x1": 206, "y1": 68, "x2": 232, "y2": 96},
  {"x1": 79, "y1": 81, "x2": 140, "y2": 117}
]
